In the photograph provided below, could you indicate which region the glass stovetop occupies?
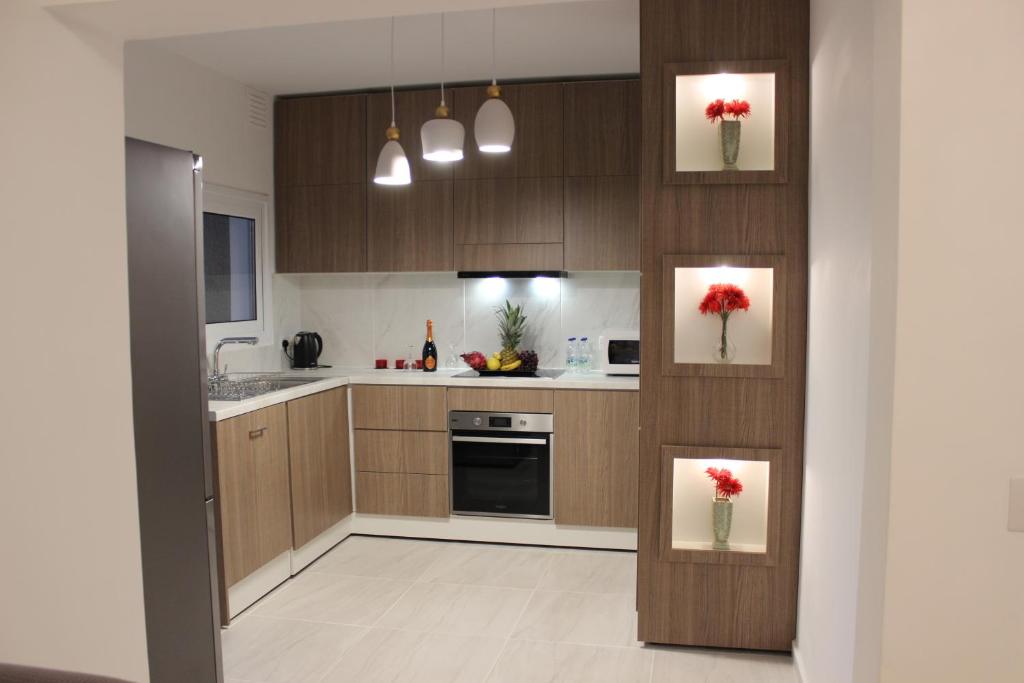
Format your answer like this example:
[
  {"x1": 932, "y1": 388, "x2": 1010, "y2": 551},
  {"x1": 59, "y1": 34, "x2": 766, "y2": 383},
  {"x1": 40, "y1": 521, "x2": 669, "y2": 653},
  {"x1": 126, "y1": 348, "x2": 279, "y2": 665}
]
[{"x1": 454, "y1": 369, "x2": 565, "y2": 379}]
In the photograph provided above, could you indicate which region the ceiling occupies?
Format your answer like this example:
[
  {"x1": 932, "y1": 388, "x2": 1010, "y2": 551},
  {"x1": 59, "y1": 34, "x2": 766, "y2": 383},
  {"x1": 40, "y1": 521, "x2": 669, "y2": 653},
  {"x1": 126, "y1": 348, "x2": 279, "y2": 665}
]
[{"x1": 132, "y1": 0, "x2": 638, "y2": 96}]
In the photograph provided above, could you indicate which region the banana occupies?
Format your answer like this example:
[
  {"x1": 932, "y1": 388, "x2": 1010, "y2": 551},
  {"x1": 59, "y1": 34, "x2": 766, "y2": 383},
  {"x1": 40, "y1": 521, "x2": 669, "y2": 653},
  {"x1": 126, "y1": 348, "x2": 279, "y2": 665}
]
[{"x1": 500, "y1": 359, "x2": 523, "y2": 371}]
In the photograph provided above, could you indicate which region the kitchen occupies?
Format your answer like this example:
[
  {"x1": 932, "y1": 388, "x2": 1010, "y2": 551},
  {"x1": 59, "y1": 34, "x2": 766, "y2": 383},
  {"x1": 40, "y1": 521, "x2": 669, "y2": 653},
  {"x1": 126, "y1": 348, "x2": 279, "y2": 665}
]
[{"x1": 4, "y1": 0, "x2": 1022, "y2": 682}]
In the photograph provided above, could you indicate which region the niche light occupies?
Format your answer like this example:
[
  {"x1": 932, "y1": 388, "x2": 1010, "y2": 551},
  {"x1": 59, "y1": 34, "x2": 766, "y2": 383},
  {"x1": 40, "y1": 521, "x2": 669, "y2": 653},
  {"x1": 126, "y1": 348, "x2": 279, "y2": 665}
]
[{"x1": 700, "y1": 72, "x2": 747, "y2": 101}]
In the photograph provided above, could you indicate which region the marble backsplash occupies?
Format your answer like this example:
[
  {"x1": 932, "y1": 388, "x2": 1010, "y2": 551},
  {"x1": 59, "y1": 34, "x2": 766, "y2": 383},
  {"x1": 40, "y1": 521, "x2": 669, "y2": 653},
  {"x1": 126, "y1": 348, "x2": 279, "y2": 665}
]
[{"x1": 229, "y1": 271, "x2": 639, "y2": 372}]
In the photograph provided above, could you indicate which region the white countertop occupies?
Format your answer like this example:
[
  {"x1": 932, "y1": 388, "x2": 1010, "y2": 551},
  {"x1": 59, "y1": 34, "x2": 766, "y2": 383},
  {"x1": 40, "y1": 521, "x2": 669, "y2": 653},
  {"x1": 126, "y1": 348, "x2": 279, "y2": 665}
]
[{"x1": 208, "y1": 368, "x2": 638, "y2": 421}]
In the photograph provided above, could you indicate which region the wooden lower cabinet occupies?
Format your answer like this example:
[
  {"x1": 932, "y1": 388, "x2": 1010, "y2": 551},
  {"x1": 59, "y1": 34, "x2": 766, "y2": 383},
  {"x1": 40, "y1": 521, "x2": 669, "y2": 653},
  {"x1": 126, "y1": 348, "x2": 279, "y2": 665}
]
[
  {"x1": 354, "y1": 429, "x2": 448, "y2": 475},
  {"x1": 356, "y1": 472, "x2": 449, "y2": 517},
  {"x1": 554, "y1": 390, "x2": 639, "y2": 528},
  {"x1": 287, "y1": 387, "x2": 353, "y2": 549},
  {"x1": 351, "y1": 385, "x2": 448, "y2": 431},
  {"x1": 213, "y1": 404, "x2": 292, "y2": 587},
  {"x1": 447, "y1": 387, "x2": 553, "y2": 413}
]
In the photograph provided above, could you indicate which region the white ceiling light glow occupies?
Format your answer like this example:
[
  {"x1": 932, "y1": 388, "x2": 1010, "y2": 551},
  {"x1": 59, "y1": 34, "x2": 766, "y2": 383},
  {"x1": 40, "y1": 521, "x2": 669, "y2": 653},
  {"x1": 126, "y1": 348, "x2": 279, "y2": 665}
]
[
  {"x1": 421, "y1": 13, "x2": 465, "y2": 163},
  {"x1": 373, "y1": 17, "x2": 411, "y2": 186},
  {"x1": 474, "y1": 8, "x2": 515, "y2": 154}
]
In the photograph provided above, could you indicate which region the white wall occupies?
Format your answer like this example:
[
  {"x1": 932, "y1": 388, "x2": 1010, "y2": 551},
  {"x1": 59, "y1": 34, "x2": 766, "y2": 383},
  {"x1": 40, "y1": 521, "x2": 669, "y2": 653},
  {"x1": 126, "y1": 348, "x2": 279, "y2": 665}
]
[
  {"x1": 796, "y1": 0, "x2": 900, "y2": 680},
  {"x1": 0, "y1": 2, "x2": 150, "y2": 680},
  {"x1": 878, "y1": 0, "x2": 1024, "y2": 680}
]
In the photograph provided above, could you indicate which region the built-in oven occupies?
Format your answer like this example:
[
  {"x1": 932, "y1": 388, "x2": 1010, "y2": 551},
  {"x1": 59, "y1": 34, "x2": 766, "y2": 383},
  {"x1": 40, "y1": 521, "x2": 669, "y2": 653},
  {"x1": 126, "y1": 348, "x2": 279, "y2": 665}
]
[{"x1": 449, "y1": 411, "x2": 553, "y2": 519}]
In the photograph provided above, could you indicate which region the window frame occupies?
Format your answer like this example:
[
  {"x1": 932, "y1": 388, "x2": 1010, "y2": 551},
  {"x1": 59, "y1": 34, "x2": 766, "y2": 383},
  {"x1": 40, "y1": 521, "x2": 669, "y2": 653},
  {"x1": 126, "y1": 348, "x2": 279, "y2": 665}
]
[{"x1": 201, "y1": 183, "x2": 272, "y2": 353}]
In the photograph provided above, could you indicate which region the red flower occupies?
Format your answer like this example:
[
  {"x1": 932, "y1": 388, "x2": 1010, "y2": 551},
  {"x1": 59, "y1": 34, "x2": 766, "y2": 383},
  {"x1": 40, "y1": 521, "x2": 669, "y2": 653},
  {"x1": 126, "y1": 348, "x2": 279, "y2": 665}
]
[
  {"x1": 705, "y1": 99, "x2": 726, "y2": 123},
  {"x1": 698, "y1": 283, "x2": 751, "y2": 317},
  {"x1": 705, "y1": 466, "x2": 744, "y2": 500},
  {"x1": 724, "y1": 99, "x2": 751, "y2": 119}
]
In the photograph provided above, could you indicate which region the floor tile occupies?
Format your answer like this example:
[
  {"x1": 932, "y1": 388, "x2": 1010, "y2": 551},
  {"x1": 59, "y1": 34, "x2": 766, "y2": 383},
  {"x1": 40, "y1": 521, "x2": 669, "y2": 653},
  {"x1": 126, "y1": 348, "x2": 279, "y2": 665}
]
[
  {"x1": 418, "y1": 542, "x2": 553, "y2": 588},
  {"x1": 222, "y1": 615, "x2": 367, "y2": 683},
  {"x1": 376, "y1": 581, "x2": 534, "y2": 637},
  {"x1": 310, "y1": 536, "x2": 445, "y2": 581},
  {"x1": 511, "y1": 590, "x2": 640, "y2": 648},
  {"x1": 537, "y1": 550, "x2": 637, "y2": 594},
  {"x1": 651, "y1": 647, "x2": 799, "y2": 683},
  {"x1": 487, "y1": 639, "x2": 653, "y2": 683},
  {"x1": 321, "y1": 627, "x2": 506, "y2": 683},
  {"x1": 254, "y1": 571, "x2": 411, "y2": 625}
]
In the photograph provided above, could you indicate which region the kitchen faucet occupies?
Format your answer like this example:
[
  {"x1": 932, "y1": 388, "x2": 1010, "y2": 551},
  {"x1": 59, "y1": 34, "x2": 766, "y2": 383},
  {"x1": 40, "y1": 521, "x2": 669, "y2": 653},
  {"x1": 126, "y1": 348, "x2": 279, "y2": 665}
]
[{"x1": 211, "y1": 337, "x2": 259, "y2": 380}]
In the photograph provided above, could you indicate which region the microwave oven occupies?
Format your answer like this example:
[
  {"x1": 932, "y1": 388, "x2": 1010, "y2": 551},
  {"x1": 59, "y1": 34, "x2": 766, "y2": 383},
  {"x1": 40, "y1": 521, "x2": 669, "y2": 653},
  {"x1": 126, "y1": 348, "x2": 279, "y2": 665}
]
[{"x1": 598, "y1": 329, "x2": 640, "y2": 375}]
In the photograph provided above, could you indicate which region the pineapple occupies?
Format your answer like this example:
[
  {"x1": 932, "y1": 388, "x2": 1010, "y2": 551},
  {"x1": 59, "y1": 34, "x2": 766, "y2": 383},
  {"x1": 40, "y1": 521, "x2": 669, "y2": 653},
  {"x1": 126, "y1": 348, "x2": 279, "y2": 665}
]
[{"x1": 495, "y1": 300, "x2": 527, "y2": 368}]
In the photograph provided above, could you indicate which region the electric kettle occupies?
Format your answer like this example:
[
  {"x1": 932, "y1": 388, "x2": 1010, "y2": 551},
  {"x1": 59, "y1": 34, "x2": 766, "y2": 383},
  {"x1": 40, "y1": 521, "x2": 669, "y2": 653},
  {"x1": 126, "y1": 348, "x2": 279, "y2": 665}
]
[{"x1": 287, "y1": 331, "x2": 324, "y2": 369}]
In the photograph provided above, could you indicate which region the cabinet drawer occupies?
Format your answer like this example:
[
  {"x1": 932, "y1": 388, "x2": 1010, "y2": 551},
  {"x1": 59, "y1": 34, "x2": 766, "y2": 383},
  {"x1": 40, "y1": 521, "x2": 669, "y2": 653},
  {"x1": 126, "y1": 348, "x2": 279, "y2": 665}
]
[
  {"x1": 351, "y1": 385, "x2": 448, "y2": 431},
  {"x1": 354, "y1": 429, "x2": 448, "y2": 475},
  {"x1": 355, "y1": 472, "x2": 449, "y2": 518},
  {"x1": 447, "y1": 388, "x2": 553, "y2": 413}
]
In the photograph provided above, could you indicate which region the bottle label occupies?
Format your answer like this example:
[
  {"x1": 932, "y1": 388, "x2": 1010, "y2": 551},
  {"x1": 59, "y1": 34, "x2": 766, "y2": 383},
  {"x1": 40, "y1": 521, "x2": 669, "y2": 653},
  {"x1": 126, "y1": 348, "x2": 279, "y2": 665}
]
[{"x1": 425, "y1": 356, "x2": 436, "y2": 370}]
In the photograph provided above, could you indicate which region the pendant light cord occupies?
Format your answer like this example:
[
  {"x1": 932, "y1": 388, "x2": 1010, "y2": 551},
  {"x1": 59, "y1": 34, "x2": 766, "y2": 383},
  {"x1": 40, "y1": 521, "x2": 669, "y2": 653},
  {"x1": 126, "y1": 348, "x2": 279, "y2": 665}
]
[
  {"x1": 491, "y1": 9, "x2": 497, "y2": 86},
  {"x1": 439, "y1": 13, "x2": 447, "y2": 107},
  {"x1": 389, "y1": 17, "x2": 396, "y2": 127}
]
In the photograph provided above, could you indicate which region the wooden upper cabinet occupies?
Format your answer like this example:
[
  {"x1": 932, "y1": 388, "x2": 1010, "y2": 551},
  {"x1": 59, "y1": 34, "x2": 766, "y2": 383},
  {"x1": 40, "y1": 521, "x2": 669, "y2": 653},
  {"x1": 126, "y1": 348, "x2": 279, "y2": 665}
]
[
  {"x1": 564, "y1": 175, "x2": 639, "y2": 270},
  {"x1": 563, "y1": 80, "x2": 641, "y2": 176},
  {"x1": 275, "y1": 94, "x2": 366, "y2": 186},
  {"x1": 366, "y1": 89, "x2": 453, "y2": 183},
  {"x1": 276, "y1": 184, "x2": 366, "y2": 272},
  {"x1": 451, "y1": 82, "x2": 563, "y2": 179},
  {"x1": 213, "y1": 405, "x2": 292, "y2": 587},
  {"x1": 286, "y1": 388, "x2": 353, "y2": 549},
  {"x1": 367, "y1": 180, "x2": 453, "y2": 272},
  {"x1": 454, "y1": 177, "x2": 563, "y2": 245},
  {"x1": 553, "y1": 390, "x2": 639, "y2": 528}
]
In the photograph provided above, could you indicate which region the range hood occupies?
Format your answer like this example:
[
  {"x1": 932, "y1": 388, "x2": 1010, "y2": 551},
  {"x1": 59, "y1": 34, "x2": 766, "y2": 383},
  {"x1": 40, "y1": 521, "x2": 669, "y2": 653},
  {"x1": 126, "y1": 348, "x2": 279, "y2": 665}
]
[{"x1": 457, "y1": 270, "x2": 568, "y2": 279}]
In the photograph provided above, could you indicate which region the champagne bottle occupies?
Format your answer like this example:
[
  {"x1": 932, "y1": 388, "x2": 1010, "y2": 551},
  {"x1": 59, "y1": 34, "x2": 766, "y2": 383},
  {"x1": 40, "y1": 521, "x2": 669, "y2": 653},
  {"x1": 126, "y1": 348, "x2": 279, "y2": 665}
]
[{"x1": 422, "y1": 319, "x2": 438, "y2": 372}]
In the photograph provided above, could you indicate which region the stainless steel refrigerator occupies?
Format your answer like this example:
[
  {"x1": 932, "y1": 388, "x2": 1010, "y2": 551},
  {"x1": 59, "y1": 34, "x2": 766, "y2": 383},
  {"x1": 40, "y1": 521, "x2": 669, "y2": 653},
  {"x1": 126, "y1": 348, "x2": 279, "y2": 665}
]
[{"x1": 125, "y1": 138, "x2": 223, "y2": 683}]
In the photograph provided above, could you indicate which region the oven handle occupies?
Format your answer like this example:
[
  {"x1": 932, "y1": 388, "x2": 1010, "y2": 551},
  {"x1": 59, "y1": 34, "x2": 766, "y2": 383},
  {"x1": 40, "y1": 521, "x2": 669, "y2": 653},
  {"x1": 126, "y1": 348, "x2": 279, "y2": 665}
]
[{"x1": 451, "y1": 436, "x2": 548, "y2": 445}]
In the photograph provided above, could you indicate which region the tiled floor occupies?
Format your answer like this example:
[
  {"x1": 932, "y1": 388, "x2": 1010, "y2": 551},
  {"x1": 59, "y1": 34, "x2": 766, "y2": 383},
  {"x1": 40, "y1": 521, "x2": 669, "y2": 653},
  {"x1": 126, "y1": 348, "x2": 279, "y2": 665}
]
[{"x1": 223, "y1": 536, "x2": 799, "y2": 683}]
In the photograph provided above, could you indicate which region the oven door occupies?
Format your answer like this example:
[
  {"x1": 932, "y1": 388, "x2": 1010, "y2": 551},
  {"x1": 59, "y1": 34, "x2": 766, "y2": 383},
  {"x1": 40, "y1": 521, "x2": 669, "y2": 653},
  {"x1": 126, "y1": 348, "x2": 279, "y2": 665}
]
[{"x1": 451, "y1": 432, "x2": 551, "y2": 519}]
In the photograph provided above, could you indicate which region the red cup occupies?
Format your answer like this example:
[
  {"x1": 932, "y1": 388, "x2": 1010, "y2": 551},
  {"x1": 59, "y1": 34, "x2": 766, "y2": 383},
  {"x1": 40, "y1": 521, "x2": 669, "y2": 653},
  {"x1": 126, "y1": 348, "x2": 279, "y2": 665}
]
[
  {"x1": 375, "y1": 358, "x2": 388, "y2": 369},
  {"x1": 395, "y1": 359, "x2": 405, "y2": 369},
  {"x1": 414, "y1": 359, "x2": 424, "y2": 369}
]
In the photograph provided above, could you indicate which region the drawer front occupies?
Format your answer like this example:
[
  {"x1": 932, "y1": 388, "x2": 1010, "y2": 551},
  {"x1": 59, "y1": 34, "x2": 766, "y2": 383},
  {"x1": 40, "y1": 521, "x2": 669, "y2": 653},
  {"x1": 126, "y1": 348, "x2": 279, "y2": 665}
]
[
  {"x1": 355, "y1": 472, "x2": 449, "y2": 518},
  {"x1": 447, "y1": 388, "x2": 554, "y2": 414},
  {"x1": 354, "y1": 429, "x2": 449, "y2": 475},
  {"x1": 351, "y1": 385, "x2": 448, "y2": 431}
]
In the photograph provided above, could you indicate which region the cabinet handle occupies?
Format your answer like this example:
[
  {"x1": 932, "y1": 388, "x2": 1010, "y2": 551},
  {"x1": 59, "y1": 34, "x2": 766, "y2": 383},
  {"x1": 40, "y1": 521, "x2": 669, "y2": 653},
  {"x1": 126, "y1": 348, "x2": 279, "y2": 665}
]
[{"x1": 249, "y1": 427, "x2": 267, "y2": 439}]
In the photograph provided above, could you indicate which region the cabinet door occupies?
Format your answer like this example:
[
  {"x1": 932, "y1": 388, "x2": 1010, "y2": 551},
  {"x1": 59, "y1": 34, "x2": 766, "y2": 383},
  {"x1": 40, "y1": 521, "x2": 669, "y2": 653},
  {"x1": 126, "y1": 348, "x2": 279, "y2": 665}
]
[
  {"x1": 214, "y1": 404, "x2": 292, "y2": 586},
  {"x1": 452, "y1": 82, "x2": 563, "y2": 179},
  {"x1": 354, "y1": 430, "x2": 449, "y2": 475},
  {"x1": 454, "y1": 177, "x2": 562, "y2": 245},
  {"x1": 563, "y1": 176, "x2": 639, "y2": 271},
  {"x1": 275, "y1": 94, "x2": 366, "y2": 186},
  {"x1": 287, "y1": 388, "x2": 353, "y2": 549},
  {"x1": 276, "y1": 184, "x2": 366, "y2": 272},
  {"x1": 366, "y1": 89, "x2": 453, "y2": 183},
  {"x1": 355, "y1": 472, "x2": 449, "y2": 517},
  {"x1": 563, "y1": 80, "x2": 641, "y2": 177},
  {"x1": 366, "y1": 180, "x2": 453, "y2": 272},
  {"x1": 554, "y1": 390, "x2": 639, "y2": 528},
  {"x1": 351, "y1": 386, "x2": 448, "y2": 431}
]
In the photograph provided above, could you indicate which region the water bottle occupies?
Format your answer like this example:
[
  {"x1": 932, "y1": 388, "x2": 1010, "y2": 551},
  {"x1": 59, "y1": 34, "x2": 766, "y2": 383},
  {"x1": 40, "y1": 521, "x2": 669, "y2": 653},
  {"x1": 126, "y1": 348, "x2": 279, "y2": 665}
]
[
  {"x1": 566, "y1": 337, "x2": 578, "y2": 373},
  {"x1": 579, "y1": 337, "x2": 592, "y2": 372}
]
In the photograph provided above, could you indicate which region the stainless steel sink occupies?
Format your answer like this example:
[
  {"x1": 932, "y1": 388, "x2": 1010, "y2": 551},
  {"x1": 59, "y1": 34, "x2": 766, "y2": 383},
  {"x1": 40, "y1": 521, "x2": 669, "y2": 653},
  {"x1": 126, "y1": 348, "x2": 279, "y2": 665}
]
[{"x1": 207, "y1": 375, "x2": 321, "y2": 401}]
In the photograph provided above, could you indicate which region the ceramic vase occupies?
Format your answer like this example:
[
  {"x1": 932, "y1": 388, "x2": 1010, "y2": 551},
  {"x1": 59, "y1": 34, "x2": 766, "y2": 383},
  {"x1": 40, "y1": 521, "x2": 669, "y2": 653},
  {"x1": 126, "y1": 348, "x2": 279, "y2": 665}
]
[
  {"x1": 712, "y1": 498, "x2": 733, "y2": 550},
  {"x1": 720, "y1": 120, "x2": 741, "y2": 170}
]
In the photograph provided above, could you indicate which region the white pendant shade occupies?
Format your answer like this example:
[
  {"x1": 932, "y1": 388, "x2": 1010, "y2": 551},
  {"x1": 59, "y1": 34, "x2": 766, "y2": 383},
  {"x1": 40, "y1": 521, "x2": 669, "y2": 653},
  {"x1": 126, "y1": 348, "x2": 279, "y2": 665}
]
[
  {"x1": 421, "y1": 117, "x2": 465, "y2": 162},
  {"x1": 475, "y1": 96, "x2": 515, "y2": 153},
  {"x1": 373, "y1": 139, "x2": 411, "y2": 185}
]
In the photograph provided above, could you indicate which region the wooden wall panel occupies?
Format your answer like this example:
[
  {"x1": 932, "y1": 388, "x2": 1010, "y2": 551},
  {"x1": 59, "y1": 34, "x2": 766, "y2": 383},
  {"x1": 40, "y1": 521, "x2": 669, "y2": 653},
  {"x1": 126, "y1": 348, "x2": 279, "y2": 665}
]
[{"x1": 637, "y1": 0, "x2": 808, "y2": 652}]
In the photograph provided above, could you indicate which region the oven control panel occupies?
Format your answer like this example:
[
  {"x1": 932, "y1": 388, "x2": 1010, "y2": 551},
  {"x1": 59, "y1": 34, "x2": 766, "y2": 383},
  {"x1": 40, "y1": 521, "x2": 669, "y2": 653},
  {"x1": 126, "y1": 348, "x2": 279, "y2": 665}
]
[{"x1": 449, "y1": 411, "x2": 553, "y2": 433}]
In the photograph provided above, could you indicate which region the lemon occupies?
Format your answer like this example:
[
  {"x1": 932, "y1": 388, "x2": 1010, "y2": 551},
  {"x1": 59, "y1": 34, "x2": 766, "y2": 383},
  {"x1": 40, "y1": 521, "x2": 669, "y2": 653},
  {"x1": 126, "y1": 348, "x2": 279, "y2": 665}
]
[{"x1": 486, "y1": 357, "x2": 501, "y2": 371}]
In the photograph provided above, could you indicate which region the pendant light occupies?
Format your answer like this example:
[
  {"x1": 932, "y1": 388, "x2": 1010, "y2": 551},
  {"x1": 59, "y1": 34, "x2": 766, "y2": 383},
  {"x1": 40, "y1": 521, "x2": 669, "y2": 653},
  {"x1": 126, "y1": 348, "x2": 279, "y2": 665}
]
[
  {"x1": 474, "y1": 9, "x2": 515, "y2": 153},
  {"x1": 374, "y1": 17, "x2": 411, "y2": 185},
  {"x1": 421, "y1": 13, "x2": 465, "y2": 162}
]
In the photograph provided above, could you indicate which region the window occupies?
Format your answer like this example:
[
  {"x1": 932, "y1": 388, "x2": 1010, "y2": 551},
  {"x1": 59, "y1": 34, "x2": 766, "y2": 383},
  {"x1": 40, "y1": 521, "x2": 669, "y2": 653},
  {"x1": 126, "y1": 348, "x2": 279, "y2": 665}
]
[{"x1": 201, "y1": 184, "x2": 271, "y2": 350}]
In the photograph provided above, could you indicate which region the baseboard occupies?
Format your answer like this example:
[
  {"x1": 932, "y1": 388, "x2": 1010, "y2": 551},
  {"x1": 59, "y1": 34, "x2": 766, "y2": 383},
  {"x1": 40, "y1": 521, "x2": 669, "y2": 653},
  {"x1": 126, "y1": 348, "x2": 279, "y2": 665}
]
[
  {"x1": 227, "y1": 550, "x2": 290, "y2": 619},
  {"x1": 291, "y1": 515, "x2": 355, "y2": 573},
  {"x1": 791, "y1": 641, "x2": 807, "y2": 683}
]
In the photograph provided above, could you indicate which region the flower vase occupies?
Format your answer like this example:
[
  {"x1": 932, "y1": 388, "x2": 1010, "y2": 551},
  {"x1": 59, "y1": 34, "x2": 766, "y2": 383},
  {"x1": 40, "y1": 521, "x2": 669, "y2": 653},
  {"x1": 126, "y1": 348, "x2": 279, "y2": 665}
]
[
  {"x1": 713, "y1": 315, "x2": 737, "y2": 363},
  {"x1": 712, "y1": 498, "x2": 733, "y2": 550},
  {"x1": 720, "y1": 120, "x2": 741, "y2": 170}
]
